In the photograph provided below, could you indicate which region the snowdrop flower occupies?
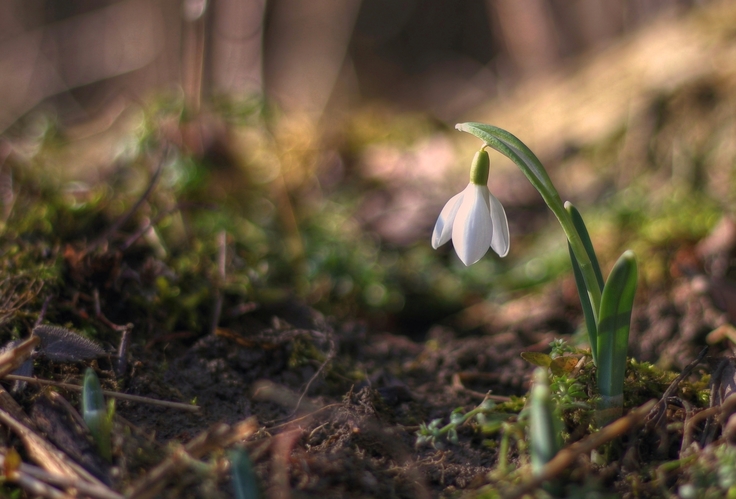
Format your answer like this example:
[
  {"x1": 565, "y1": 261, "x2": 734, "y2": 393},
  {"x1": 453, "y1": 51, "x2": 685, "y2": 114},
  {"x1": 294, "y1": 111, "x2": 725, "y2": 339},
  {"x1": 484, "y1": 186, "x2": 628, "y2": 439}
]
[{"x1": 431, "y1": 149, "x2": 509, "y2": 265}]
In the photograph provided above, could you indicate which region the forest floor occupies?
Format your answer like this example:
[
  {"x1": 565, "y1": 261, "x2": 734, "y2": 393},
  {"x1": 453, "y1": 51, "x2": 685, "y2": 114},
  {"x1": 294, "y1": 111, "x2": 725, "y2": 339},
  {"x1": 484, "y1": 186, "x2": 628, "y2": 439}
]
[{"x1": 3, "y1": 3, "x2": 736, "y2": 498}]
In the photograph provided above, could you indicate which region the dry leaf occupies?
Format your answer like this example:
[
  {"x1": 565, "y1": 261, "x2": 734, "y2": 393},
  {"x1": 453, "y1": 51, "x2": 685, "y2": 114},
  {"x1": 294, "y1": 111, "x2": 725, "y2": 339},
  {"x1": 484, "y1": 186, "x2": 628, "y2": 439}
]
[{"x1": 33, "y1": 325, "x2": 106, "y2": 362}]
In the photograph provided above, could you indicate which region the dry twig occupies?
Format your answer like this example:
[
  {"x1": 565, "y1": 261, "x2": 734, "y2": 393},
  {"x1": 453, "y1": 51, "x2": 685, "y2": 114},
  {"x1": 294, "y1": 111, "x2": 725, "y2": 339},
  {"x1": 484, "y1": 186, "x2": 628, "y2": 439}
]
[
  {"x1": 646, "y1": 347, "x2": 707, "y2": 431},
  {"x1": 3, "y1": 374, "x2": 200, "y2": 412},
  {"x1": 5, "y1": 453, "x2": 124, "y2": 499},
  {"x1": 0, "y1": 336, "x2": 40, "y2": 378},
  {"x1": 0, "y1": 406, "x2": 103, "y2": 485},
  {"x1": 125, "y1": 418, "x2": 258, "y2": 499},
  {"x1": 210, "y1": 230, "x2": 227, "y2": 336},
  {"x1": 503, "y1": 399, "x2": 656, "y2": 499},
  {"x1": 88, "y1": 146, "x2": 168, "y2": 252}
]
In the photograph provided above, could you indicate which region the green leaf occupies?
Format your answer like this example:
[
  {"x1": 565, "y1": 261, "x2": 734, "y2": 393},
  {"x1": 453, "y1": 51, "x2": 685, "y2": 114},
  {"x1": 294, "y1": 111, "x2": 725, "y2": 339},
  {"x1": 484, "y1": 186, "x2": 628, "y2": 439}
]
[
  {"x1": 565, "y1": 203, "x2": 604, "y2": 364},
  {"x1": 520, "y1": 351, "x2": 552, "y2": 367},
  {"x1": 596, "y1": 251, "x2": 638, "y2": 405},
  {"x1": 82, "y1": 368, "x2": 112, "y2": 461},
  {"x1": 230, "y1": 448, "x2": 260, "y2": 499},
  {"x1": 529, "y1": 368, "x2": 561, "y2": 477},
  {"x1": 569, "y1": 243, "x2": 598, "y2": 364},
  {"x1": 566, "y1": 203, "x2": 604, "y2": 289}
]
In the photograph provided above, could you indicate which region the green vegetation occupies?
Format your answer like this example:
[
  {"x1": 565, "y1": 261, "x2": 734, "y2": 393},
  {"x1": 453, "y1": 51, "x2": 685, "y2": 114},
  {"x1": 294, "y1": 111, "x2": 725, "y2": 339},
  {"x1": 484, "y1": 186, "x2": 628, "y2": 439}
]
[{"x1": 0, "y1": 82, "x2": 734, "y2": 497}]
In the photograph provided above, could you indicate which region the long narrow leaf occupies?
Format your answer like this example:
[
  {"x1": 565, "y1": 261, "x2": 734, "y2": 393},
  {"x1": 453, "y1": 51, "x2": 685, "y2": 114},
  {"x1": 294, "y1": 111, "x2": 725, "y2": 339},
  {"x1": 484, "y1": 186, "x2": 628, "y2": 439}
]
[
  {"x1": 82, "y1": 368, "x2": 112, "y2": 461},
  {"x1": 597, "y1": 251, "x2": 638, "y2": 417},
  {"x1": 569, "y1": 243, "x2": 599, "y2": 364},
  {"x1": 230, "y1": 448, "x2": 260, "y2": 499},
  {"x1": 566, "y1": 203, "x2": 604, "y2": 364},
  {"x1": 566, "y1": 203, "x2": 604, "y2": 289}
]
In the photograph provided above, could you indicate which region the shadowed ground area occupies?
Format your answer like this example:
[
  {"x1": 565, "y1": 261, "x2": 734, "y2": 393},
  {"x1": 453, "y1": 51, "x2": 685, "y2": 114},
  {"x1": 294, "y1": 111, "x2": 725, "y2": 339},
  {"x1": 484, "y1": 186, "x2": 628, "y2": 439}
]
[{"x1": 1, "y1": 2, "x2": 736, "y2": 498}]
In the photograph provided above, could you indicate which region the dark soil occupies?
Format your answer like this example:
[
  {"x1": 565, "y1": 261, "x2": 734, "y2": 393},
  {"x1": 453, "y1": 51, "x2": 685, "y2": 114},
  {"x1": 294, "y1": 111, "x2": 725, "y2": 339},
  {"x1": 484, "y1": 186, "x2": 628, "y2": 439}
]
[
  {"x1": 112, "y1": 268, "x2": 733, "y2": 498},
  {"x1": 0, "y1": 185, "x2": 734, "y2": 499},
  {"x1": 5, "y1": 5, "x2": 736, "y2": 491},
  {"x1": 9, "y1": 248, "x2": 731, "y2": 498}
]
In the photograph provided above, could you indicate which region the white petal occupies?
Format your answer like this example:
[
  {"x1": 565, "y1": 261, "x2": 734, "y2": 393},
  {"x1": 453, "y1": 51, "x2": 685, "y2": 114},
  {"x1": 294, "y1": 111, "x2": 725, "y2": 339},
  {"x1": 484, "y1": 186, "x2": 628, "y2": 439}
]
[
  {"x1": 452, "y1": 184, "x2": 492, "y2": 265},
  {"x1": 431, "y1": 190, "x2": 464, "y2": 249},
  {"x1": 489, "y1": 192, "x2": 510, "y2": 257}
]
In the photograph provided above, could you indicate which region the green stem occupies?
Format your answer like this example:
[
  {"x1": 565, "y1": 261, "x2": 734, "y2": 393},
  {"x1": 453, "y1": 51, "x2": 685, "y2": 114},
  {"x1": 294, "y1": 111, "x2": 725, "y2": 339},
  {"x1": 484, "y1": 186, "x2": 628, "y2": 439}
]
[{"x1": 456, "y1": 123, "x2": 602, "y2": 319}]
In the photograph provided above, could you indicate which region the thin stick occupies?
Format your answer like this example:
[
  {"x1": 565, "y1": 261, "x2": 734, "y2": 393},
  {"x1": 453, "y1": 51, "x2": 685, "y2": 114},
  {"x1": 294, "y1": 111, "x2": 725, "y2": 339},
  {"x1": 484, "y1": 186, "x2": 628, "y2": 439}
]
[
  {"x1": 16, "y1": 458, "x2": 124, "y2": 499},
  {"x1": 266, "y1": 402, "x2": 342, "y2": 431},
  {"x1": 116, "y1": 324, "x2": 133, "y2": 376},
  {"x1": 682, "y1": 406, "x2": 721, "y2": 450},
  {"x1": 119, "y1": 203, "x2": 204, "y2": 251},
  {"x1": 210, "y1": 230, "x2": 227, "y2": 336},
  {"x1": 126, "y1": 418, "x2": 258, "y2": 499},
  {"x1": 503, "y1": 399, "x2": 656, "y2": 499},
  {"x1": 34, "y1": 295, "x2": 52, "y2": 328},
  {"x1": 289, "y1": 336, "x2": 336, "y2": 417},
  {"x1": 647, "y1": 347, "x2": 708, "y2": 431},
  {"x1": 0, "y1": 407, "x2": 101, "y2": 484},
  {"x1": 3, "y1": 375, "x2": 200, "y2": 413},
  {"x1": 10, "y1": 471, "x2": 71, "y2": 499},
  {"x1": 451, "y1": 373, "x2": 512, "y2": 402},
  {"x1": 93, "y1": 288, "x2": 131, "y2": 333},
  {"x1": 0, "y1": 336, "x2": 40, "y2": 378}
]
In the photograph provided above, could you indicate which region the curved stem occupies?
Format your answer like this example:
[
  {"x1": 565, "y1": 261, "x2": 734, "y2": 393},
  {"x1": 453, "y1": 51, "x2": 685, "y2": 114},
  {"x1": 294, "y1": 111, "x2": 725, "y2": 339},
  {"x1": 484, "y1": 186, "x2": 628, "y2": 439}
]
[{"x1": 456, "y1": 123, "x2": 602, "y2": 317}]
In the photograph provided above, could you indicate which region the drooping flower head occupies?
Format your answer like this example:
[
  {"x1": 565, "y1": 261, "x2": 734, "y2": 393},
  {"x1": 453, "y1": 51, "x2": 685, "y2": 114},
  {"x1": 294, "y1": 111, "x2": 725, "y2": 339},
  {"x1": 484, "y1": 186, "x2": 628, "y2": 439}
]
[{"x1": 431, "y1": 148, "x2": 509, "y2": 266}]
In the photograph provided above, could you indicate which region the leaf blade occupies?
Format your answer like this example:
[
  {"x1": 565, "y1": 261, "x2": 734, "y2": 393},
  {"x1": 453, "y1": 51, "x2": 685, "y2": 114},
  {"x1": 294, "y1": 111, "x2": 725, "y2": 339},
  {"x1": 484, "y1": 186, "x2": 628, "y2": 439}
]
[{"x1": 596, "y1": 251, "x2": 638, "y2": 406}]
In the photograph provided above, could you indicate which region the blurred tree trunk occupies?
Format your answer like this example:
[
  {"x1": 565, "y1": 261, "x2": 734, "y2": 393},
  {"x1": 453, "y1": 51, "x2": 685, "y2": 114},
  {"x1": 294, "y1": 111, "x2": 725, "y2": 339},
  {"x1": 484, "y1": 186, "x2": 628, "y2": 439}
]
[
  {"x1": 489, "y1": 0, "x2": 560, "y2": 77},
  {"x1": 0, "y1": 0, "x2": 167, "y2": 133},
  {"x1": 210, "y1": 0, "x2": 265, "y2": 96},
  {"x1": 264, "y1": 0, "x2": 362, "y2": 120}
]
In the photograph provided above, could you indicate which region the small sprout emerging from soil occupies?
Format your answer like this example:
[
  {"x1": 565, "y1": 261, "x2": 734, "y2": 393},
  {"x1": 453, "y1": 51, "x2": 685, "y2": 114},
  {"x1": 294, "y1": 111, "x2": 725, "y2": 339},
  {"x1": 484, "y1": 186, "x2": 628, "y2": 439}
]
[
  {"x1": 33, "y1": 324, "x2": 106, "y2": 362},
  {"x1": 416, "y1": 398, "x2": 497, "y2": 448},
  {"x1": 82, "y1": 367, "x2": 114, "y2": 461},
  {"x1": 229, "y1": 448, "x2": 261, "y2": 499},
  {"x1": 529, "y1": 368, "x2": 562, "y2": 477}
]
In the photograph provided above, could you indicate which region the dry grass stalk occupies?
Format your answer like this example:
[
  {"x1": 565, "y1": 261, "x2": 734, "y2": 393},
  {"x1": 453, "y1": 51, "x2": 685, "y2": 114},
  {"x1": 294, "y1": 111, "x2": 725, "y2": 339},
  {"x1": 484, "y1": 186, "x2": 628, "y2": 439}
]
[
  {"x1": 3, "y1": 451, "x2": 124, "y2": 499},
  {"x1": 0, "y1": 405, "x2": 105, "y2": 486},
  {"x1": 504, "y1": 399, "x2": 657, "y2": 499},
  {"x1": 0, "y1": 336, "x2": 39, "y2": 378},
  {"x1": 4, "y1": 374, "x2": 200, "y2": 412},
  {"x1": 126, "y1": 418, "x2": 259, "y2": 499}
]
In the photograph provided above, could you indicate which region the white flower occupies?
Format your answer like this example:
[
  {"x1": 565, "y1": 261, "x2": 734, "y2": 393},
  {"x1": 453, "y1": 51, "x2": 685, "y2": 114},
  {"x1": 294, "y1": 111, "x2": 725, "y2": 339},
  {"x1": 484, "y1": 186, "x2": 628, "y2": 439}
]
[{"x1": 431, "y1": 154, "x2": 509, "y2": 265}]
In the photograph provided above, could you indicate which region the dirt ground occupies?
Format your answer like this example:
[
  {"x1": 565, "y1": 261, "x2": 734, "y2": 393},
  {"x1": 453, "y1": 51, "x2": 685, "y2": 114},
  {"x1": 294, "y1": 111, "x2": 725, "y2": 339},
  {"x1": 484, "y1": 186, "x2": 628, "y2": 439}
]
[
  {"x1": 4, "y1": 4, "x2": 736, "y2": 494},
  {"x1": 3, "y1": 226, "x2": 732, "y2": 498}
]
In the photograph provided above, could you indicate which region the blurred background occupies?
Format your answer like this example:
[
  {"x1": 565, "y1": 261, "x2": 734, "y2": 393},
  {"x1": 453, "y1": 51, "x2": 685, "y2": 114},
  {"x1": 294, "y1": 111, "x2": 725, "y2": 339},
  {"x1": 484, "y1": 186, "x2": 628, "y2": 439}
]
[
  {"x1": 1, "y1": 0, "x2": 736, "y2": 348},
  {"x1": 0, "y1": 0, "x2": 708, "y2": 129}
]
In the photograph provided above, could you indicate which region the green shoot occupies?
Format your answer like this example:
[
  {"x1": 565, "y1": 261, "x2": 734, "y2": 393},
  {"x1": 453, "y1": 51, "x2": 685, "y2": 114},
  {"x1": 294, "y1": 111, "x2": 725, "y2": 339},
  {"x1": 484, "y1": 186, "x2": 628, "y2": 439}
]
[
  {"x1": 597, "y1": 250, "x2": 638, "y2": 421},
  {"x1": 416, "y1": 398, "x2": 497, "y2": 448},
  {"x1": 529, "y1": 368, "x2": 562, "y2": 476},
  {"x1": 229, "y1": 448, "x2": 261, "y2": 499},
  {"x1": 82, "y1": 368, "x2": 114, "y2": 461}
]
